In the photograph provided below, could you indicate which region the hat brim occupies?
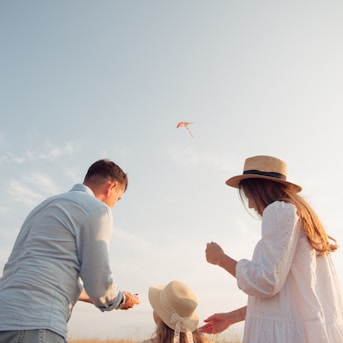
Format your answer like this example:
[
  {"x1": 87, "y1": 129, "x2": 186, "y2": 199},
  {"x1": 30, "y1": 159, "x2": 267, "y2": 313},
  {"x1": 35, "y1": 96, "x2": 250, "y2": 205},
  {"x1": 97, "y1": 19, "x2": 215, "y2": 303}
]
[
  {"x1": 226, "y1": 174, "x2": 302, "y2": 193},
  {"x1": 148, "y1": 285, "x2": 199, "y2": 332}
]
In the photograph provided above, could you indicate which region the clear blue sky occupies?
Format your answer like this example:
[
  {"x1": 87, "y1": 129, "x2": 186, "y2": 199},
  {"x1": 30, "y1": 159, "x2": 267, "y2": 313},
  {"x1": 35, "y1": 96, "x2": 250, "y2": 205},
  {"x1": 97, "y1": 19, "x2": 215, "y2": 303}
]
[{"x1": 1, "y1": 1, "x2": 343, "y2": 341}]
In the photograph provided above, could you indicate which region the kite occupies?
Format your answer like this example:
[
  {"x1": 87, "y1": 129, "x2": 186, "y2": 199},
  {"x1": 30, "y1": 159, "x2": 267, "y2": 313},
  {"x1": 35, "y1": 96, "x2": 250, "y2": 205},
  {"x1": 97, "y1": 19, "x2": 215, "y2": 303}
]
[{"x1": 176, "y1": 121, "x2": 194, "y2": 138}]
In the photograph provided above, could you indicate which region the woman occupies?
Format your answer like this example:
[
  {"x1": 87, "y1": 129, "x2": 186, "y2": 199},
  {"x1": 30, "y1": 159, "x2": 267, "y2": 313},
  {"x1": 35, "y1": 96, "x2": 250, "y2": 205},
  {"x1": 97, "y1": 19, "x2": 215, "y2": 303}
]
[
  {"x1": 143, "y1": 280, "x2": 212, "y2": 343},
  {"x1": 200, "y1": 155, "x2": 343, "y2": 342}
]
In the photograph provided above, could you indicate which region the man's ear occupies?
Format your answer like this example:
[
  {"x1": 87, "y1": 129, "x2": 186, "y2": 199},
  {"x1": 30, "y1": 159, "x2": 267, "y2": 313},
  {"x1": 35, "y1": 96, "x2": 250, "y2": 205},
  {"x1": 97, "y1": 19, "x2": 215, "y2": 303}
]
[{"x1": 105, "y1": 181, "x2": 117, "y2": 194}]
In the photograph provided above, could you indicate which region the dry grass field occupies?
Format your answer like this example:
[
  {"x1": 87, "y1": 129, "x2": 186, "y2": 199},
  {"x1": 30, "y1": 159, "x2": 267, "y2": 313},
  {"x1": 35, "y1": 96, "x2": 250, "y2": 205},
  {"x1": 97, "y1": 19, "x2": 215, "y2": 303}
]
[{"x1": 69, "y1": 337, "x2": 241, "y2": 343}]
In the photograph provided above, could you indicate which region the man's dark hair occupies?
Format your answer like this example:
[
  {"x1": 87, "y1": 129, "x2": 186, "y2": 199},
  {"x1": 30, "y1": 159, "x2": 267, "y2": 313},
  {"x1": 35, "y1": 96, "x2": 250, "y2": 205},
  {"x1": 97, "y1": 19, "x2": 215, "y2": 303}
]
[{"x1": 84, "y1": 159, "x2": 128, "y2": 191}]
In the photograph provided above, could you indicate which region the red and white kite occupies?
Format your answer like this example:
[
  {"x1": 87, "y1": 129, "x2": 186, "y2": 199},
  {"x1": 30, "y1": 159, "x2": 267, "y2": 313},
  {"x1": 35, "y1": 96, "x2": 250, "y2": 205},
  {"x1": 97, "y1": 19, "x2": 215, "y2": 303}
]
[{"x1": 176, "y1": 121, "x2": 194, "y2": 138}]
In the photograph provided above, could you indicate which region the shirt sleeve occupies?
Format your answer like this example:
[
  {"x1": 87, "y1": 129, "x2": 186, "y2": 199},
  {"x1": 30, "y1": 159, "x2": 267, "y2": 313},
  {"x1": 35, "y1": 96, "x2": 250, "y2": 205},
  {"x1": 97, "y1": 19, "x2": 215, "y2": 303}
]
[
  {"x1": 236, "y1": 201, "x2": 301, "y2": 298},
  {"x1": 78, "y1": 205, "x2": 122, "y2": 311}
]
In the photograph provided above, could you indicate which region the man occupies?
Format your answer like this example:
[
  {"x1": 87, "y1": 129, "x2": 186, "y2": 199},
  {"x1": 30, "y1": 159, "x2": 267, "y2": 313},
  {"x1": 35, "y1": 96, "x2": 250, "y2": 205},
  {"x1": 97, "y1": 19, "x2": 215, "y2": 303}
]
[{"x1": 0, "y1": 159, "x2": 140, "y2": 343}]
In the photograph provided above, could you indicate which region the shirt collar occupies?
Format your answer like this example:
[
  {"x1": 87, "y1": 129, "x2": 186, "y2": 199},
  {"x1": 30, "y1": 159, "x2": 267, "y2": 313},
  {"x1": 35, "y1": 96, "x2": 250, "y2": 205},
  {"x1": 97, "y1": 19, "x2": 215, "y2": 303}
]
[{"x1": 69, "y1": 183, "x2": 95, "y2": 197}]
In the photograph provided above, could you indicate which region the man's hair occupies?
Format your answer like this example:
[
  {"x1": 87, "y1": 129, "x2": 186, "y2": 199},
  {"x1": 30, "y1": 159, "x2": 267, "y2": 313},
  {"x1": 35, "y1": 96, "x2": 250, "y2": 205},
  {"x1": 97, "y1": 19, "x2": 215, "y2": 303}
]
[{"x1": 84, "y1": 159, "x2": 128, "y2": 191}]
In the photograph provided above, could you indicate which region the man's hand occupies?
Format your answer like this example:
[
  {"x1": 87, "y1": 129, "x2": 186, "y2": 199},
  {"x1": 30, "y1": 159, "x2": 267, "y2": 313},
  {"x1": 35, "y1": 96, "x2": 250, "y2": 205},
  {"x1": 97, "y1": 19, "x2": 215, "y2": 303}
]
[
  {"x1": 78, "y1": 289, "x2": 93, "y2": 304},
  {"x1": 119, "y1": 291, "x2": 140, "y2": 310}
]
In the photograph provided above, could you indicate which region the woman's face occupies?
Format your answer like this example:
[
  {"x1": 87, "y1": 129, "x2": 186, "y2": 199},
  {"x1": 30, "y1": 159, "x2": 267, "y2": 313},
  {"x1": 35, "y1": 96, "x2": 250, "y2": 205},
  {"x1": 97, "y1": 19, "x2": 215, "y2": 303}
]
[
  {"x1": 243, "y1": 189, "x2": 264, "y2": 217},
  {"x1": 243, "y1": 189, "x2": 258, "y2": 211}
]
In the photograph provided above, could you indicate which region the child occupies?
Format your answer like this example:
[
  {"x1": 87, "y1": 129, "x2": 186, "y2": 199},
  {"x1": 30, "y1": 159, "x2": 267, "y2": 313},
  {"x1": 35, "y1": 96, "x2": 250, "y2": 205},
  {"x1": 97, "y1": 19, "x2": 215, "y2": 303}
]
[{"x1": 143, "y1": 280, "x2": 212, "y2": 343}]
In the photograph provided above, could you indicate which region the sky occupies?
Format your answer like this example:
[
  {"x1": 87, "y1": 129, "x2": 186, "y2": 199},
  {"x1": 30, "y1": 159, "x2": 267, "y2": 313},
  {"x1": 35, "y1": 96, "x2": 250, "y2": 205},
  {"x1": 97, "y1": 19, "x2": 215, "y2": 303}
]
[{"x1": 1, "y1": 0, "x2": 343, "y2": 341}]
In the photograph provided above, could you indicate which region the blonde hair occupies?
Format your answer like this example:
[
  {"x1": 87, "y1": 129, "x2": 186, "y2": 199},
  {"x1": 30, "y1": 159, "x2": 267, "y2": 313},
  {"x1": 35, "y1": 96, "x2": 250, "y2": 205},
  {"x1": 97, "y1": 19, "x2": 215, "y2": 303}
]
[
  {"x1": 151, "y1": 320, "x2": 210, "y2": 343},
  {"x1": 240, "y1": 179, "x2": 338, "y2": 255}
]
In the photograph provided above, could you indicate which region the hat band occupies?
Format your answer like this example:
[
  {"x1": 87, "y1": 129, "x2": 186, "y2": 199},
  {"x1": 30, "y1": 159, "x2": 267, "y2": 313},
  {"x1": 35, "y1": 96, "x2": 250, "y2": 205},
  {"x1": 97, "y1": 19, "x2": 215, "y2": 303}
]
[{"x1": 243, "y1": 169, "x2": 286, "y2": 180}]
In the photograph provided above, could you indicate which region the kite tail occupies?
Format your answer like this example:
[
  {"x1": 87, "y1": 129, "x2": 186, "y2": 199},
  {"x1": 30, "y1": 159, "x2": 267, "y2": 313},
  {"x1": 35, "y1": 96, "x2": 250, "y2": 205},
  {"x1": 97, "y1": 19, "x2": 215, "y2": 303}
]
[{"x1": 186, "y1": 127, "x2": 193, "y2": 138}]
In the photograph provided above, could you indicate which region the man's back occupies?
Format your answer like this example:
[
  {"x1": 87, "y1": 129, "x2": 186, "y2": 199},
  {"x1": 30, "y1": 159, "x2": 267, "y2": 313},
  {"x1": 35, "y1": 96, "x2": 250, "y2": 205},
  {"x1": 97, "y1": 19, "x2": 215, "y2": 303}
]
[{"x1": 0, "y1": 183, "x2": 113, "y2": 339}]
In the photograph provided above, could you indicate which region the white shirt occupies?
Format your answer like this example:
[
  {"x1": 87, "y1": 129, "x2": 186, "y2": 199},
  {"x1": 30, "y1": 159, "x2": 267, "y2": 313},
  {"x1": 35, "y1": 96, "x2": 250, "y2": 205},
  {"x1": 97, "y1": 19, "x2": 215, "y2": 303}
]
[
  {"x1": 0, "y1": 184, "x2": 122, "y2": 340},
  {"x1": 236, "y1": 201, "x2": 343, "y2": 343}
]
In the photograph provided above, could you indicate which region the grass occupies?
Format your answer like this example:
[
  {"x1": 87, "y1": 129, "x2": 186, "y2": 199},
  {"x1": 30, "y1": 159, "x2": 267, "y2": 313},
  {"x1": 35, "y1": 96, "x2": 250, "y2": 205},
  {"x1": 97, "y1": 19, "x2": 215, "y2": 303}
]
[
  {"x1": 70, "y1": 340, "x2": 138, "y2": 343},
  {"x1": 69, "y1": 337, "x2": 241, "y2": 343}
]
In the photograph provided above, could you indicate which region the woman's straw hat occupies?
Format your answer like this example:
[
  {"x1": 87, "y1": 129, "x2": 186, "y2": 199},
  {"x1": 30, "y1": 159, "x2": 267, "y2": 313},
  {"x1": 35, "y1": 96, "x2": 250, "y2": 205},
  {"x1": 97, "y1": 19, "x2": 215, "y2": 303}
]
[
  {"x1": 148, "y1": 280, "x2": 199, "y2": 333},
  {"x1": 225, "y1": 155, "x2": 302, "y2": 193}
]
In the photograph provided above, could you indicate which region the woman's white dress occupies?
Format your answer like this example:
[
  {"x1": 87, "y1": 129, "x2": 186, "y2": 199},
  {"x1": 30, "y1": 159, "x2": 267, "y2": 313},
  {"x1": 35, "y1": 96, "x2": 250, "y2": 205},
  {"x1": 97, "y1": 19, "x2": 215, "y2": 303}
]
[{"x1": 236, "y1": 201, "x2": 343, "y2": 343}]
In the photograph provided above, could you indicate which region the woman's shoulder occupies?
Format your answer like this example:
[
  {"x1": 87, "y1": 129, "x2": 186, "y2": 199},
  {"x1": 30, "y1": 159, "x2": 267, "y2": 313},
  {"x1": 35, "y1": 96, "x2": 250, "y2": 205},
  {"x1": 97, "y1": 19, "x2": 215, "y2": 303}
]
[
  {"x1": 263, "y1": 201, "x2": 299, "y2": 226},
  {"x1": 141, "y1": 339, "x2": 154, "y2": 343},
  {"x1": 265, "y1": 201, "x2": 297, "y2": 215}
]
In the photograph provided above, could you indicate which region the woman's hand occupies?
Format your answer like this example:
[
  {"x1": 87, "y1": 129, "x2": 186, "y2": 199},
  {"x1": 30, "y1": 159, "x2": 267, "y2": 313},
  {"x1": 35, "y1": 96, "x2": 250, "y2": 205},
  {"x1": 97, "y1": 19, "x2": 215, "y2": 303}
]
[
  {"x1": 199, "y1": 313, "x2": 234, "y2": 334},
  {"x1": 199, "y1": 307, "x2": 246, "y2": 334},
  {"x1": 206, "y1": 242, "x2": 225, "y2": 265}
]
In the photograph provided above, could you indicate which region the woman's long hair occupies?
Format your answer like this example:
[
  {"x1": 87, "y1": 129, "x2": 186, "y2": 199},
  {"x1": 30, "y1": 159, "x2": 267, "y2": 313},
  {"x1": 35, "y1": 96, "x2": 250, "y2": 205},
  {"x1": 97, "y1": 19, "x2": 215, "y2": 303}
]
[{"x1": 239, "y1": 178, "x2": 338, "y2": 255}]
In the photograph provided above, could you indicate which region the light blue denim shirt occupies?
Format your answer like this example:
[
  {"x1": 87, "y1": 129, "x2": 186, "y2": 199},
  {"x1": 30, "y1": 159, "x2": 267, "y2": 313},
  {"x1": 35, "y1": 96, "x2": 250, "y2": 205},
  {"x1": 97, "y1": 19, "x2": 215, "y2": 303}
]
[{"x1": 0, "y1": 184, "x2": 122, "y2": 340}]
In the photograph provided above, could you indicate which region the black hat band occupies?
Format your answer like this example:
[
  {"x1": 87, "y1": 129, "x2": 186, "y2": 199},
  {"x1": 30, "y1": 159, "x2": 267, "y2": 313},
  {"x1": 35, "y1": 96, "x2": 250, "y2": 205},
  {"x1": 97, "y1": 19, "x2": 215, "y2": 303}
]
[{"x1": 243, "y1": 169, "x2": 286, "y2": 180}]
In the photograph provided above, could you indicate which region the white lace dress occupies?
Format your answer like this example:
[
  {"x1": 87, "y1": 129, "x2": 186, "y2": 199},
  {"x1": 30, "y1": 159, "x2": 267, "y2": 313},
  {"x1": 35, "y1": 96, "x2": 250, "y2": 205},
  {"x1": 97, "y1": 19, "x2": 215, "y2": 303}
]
[{"x1": 236, "y1": 201, "x2": 343, "y2": 343}]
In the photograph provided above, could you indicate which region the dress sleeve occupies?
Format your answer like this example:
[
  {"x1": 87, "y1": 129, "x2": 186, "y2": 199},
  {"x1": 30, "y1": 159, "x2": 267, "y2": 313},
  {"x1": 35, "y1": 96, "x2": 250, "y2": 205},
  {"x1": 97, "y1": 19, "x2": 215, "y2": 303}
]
[
  {"x1": 236, "y1": 201, "x2": 301, "y2": 298},
  {"x1": 78, "y1": 206, "x2": 122, "y2": 311}
]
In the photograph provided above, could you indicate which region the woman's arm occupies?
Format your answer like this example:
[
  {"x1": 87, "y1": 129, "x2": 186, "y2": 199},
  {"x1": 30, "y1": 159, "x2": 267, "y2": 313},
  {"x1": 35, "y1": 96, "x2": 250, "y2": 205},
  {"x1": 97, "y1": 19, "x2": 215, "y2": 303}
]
[
  {"x1": 236, "y1": 202, "x2": 300, "y2": 297},
  {"x1": 206, "y1": 242, "x2": 237, "y2": 278}
]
